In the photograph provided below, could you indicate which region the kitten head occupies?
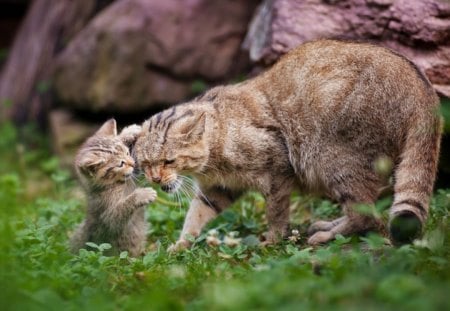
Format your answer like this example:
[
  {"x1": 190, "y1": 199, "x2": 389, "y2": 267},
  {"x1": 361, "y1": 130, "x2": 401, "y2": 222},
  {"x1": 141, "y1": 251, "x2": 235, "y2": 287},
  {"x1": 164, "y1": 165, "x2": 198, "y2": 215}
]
[
  {"x1": 75, "y1": 119, "x2": 136, "y2": 187},
  {"x1": 134, "y1": 107, "x2": 209, "y2": 193}
]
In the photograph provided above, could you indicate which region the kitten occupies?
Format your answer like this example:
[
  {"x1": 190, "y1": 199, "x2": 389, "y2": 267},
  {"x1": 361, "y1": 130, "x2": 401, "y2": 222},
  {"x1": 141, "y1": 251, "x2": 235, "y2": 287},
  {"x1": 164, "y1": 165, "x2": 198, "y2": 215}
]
[
  {"x1": 70, "y1": 119, "x2": 157, "y2": 257},
  {"x1": 134, "y1": 39, "x2": 442, "y2": 251}
]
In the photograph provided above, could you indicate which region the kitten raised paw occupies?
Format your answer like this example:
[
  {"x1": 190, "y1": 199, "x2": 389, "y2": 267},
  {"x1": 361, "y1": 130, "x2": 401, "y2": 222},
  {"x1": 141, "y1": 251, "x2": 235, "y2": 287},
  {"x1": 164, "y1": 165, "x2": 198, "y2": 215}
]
[
  {"x1": 133, "y1": 187, "x2": 157, "y2": 206},
  {"x1": 119, "y1": 124, "x2": 142, "y2": 146},
  {"x1": 121, "y1": 124, "x2": 142, "y2": 137}
]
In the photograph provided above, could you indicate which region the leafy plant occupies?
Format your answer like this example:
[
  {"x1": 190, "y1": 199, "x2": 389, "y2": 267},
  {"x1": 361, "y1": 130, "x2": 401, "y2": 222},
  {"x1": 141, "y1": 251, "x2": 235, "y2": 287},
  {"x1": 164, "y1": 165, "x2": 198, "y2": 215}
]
[{"x1": 0, "y1": 122, "x2": 448, "y2": 311}]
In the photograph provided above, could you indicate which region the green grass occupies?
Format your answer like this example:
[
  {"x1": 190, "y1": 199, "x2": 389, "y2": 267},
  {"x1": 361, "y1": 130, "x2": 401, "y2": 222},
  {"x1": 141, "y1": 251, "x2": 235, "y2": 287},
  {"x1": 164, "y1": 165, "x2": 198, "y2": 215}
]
[{"x1": 0, "y1": 122, "x2": 449, "y2": 311}]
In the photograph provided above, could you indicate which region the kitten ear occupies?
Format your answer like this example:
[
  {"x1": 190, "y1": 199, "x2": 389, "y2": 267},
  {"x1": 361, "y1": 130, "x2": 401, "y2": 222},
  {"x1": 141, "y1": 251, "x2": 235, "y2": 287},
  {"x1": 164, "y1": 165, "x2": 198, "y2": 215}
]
[
  {"x1": 95, "y1": 119, "x2": 117, "y2": 137},
  {"x1": 179, "y1": 112, "x2": 206, "y2": 142},
  {"x1": 76, "y1": 155, "x2": 105, "y2": 176}
]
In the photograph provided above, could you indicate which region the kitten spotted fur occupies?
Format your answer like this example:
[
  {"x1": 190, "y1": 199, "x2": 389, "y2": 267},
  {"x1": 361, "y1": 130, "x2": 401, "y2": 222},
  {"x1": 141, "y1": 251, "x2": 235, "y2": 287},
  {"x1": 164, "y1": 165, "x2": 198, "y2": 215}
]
[
  {"x1": 70, "y1": 119, "x2": 156, "y2": 257},
  {"x1": 135, "y1": 40, "x2": 442, "y2": 251}
]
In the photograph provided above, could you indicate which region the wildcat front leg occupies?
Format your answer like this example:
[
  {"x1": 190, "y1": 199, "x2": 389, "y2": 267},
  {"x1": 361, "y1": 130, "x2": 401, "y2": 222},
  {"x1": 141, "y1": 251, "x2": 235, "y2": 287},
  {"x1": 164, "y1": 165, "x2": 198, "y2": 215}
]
[
  {"x1": 168, "y1": 186, "x2": 238, "y2": 252},
  {"x1": 168, "y1": 198, "x2": 216, "y2": 252},
  {"x1": 263, "y1": 180, "x2": 293, "y2": 245}
]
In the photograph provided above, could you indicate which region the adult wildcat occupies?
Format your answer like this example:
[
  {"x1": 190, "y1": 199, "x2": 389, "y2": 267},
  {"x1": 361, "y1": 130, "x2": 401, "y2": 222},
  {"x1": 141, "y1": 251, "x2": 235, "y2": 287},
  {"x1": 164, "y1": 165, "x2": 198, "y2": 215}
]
[
  {"x1": 134, "y1": 40, "x2": 441, "y2": 251},
  {"x1": 70, "y1": 119, "x2": 157, "y2": 256}
]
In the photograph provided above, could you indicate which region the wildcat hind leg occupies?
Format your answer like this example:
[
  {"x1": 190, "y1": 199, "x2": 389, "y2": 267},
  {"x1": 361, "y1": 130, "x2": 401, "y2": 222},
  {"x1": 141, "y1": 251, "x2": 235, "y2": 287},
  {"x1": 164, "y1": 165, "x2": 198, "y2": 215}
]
[
  {"x1": 307, "y1": 216, "x2": 346, "y2": 235},
  {"x1": 307, "y1": 210, "x2": 382, "y2": 245},
  {"x1": 307, "y1": 157, "x2": 384, "y2": 245}
]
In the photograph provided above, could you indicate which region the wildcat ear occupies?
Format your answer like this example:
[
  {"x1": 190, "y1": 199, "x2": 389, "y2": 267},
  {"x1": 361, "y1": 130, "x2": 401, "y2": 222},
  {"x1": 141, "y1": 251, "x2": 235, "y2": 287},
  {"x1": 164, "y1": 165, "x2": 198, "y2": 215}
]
[
  {"x1": 179, "y1": 112, "x2": 206, "y2": 142},
  {"x1": 95, "y1": 119, "x2": 117, "y2": 137}
]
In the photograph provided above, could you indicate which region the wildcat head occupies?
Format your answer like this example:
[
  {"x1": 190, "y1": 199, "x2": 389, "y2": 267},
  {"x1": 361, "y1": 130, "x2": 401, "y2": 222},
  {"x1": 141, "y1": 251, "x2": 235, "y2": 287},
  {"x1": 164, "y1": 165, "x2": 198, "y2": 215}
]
[
  {"x1": 75, "y1": 119, "x2": 136, "y2": 187},
  {"x1": 134, "y1": 106, "x2": 209, "y2": 193}
]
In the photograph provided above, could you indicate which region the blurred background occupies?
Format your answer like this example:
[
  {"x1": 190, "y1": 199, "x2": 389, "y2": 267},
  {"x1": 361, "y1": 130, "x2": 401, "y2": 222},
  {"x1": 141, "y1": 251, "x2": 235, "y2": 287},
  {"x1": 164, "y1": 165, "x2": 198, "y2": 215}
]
[{"x1": 0, "y1": 0, "x2": 449, "y2": 179}]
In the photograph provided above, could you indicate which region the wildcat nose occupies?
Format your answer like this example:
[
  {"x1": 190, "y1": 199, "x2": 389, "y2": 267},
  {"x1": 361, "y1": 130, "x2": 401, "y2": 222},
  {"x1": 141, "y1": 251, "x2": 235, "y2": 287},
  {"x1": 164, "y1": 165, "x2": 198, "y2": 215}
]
[{"x1": 152, "y1": 176, "x2": 161, "y2": 183}]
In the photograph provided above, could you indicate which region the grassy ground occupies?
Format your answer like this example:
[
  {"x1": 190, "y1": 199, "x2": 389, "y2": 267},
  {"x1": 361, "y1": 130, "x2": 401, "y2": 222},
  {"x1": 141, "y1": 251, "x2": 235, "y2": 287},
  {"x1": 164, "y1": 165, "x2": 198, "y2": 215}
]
[{"x1": 0, "y1": 122, "x2": 449, "y2": 311}]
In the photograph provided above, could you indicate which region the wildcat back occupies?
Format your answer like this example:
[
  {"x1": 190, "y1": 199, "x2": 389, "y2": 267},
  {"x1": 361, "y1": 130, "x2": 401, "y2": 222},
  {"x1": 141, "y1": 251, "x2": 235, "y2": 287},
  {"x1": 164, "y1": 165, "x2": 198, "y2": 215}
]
[{"x1": 135, "y1": 40, "x2": 441, "y2": 250}]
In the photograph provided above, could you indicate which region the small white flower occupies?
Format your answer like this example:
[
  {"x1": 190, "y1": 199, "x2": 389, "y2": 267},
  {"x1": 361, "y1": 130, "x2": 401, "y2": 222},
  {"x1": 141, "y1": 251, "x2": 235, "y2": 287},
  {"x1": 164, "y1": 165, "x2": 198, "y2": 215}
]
[
  {"x1": 288, "y1": 236, "x2": 299, "y2": 243},
  {"x1": 206, "y1": 235, "x2": 221, "y2": 247},
  {"x1": 224, "y1": 235, "x2": 241, "y2": 247},
  {"x1": 207, "y1": 229, "x2": 219, "y2": 237},
  {"x1": 288, "y1": 229, "x2": 300, "y2": 243},
  {"x1": 228, "y1": 231, "x2": 239, "y2": 238}
]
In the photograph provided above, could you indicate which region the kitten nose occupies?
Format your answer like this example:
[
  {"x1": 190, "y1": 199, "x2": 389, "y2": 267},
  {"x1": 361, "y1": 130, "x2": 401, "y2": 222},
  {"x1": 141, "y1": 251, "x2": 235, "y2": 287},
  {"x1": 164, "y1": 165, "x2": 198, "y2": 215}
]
[{"x1": 152, "y1": 176, "x2": 161, "y2": 183}]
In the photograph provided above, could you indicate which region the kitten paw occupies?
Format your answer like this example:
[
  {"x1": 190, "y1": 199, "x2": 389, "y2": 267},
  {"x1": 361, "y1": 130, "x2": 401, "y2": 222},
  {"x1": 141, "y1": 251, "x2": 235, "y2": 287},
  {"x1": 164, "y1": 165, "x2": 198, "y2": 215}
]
[
  {"x1": 307, "y1": 231, "x2": 334, "y2": 246},
  {"x1": 167, "y1": 239, "x2": 190, "y2": 253},
  {"x1": 134, "y1": 187, "x2": 157, "y2": 206},
  {"x1": 119, "y1": 124, "x2": 142, "y2": 145},
  {"x1": 121, "y1": 124, "x2": 142, "y2": 136}
]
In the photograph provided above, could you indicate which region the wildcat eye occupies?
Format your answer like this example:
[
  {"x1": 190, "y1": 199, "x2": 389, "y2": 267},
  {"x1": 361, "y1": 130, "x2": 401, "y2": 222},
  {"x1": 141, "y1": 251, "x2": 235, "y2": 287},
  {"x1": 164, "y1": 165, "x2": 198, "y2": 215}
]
[
  {"x1": 164, "y1": 159, "x2": 175, "y2": 165},
  {"x1": 119, "y1": 161, "x2": 125, "y2": 167}
]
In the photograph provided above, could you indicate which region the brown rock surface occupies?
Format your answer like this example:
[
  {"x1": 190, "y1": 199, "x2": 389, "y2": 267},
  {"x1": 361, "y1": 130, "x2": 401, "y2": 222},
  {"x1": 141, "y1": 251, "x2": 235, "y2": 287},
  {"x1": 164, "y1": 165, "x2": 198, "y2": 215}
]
[
  {"x1": 244, "y1": 0, "x2": 450, "y2": 97},
  {"x1": 53, "y1": 0, "x2": 259, "y2": 113},
  {"x1": 49, "y1": 109, "x2": 99, "y2": 168},
  {"x1": 0, "y1": 0, "x2": 115, "y2": 125}
]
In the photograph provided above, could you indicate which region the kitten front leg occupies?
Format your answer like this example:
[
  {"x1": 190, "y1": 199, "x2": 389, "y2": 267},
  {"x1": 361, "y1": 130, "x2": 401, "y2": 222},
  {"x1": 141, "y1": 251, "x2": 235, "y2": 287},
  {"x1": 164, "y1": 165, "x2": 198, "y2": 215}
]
[
  {"x1": 127, "y1": 187, "x2": 157, "y2": 207},
  {"x1": 101, "y1": 187, "x2": 156, "y2": 229},
  {"x1": 118, "y1": 124, "x2": 142, "y2": 147},
  {"x1": 168, "y1": 186, "x2": 239, "y2": 253}
]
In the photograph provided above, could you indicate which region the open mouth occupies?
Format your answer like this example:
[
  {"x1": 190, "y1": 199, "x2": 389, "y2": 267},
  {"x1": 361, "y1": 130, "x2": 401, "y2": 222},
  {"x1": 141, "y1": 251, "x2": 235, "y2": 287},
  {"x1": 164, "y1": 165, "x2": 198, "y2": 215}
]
[{"x1": 161, "y1": 179, "x2": 181, "y2": 193}]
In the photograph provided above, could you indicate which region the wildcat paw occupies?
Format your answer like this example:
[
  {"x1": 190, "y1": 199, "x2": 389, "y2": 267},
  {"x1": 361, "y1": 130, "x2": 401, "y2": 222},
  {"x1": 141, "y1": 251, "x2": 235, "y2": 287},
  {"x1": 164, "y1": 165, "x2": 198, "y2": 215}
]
[
  {"x1": 261, "y1": 231, "x2": 282, "y2": 247},
  {"x1": 307, "y1": 220, "x2": 334, "y2": 235},
  {"x1": 134, "y1": 187, "x2": 157, "y2": 206},
  {"x1": 307, "y1": 216, "x2": 346, "y2": 235},
  {"x1": 307, "y1": 231, "x2": 334, "y2": 246},
  {"x1": 167, "y1": 239, "x2": 190, "y2": 253},
  {"x1": 260, "y1": 240, "x2": 275, "y2": 247}
]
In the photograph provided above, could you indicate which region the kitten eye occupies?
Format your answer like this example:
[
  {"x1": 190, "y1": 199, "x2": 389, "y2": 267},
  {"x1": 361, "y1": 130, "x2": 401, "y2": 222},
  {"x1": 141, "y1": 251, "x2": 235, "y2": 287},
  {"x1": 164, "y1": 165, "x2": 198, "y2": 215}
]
[
  {"x1": 164, "y1": 159, "x2": 175, "y2": 165},
  {"x1": 119, "y1": 160, "x2": 125, "y2": 167}
]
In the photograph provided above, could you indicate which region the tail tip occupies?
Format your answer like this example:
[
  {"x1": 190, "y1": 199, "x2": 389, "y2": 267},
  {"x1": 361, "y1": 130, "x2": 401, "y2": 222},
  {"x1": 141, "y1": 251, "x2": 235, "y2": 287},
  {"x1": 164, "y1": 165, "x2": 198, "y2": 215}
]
[{"x1": 389, "y1": 211, "x2": 422, "y2": 245}]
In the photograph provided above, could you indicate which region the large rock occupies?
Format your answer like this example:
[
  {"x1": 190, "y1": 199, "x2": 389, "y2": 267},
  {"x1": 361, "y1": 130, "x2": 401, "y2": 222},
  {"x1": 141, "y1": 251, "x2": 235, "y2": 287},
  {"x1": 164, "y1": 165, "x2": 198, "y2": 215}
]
[
  {"x1": 49, "y1": 109, "x2": 99, "y2": 168},
  {"x1": 54, "y1": 0, "x2": 259, "y2": 113},
  {"x1": 244, "y1": 0, "x2": 450, "y2": 97},
  {"x1": 0, "y1": 0, "x2": 115, "y2": 125}
]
